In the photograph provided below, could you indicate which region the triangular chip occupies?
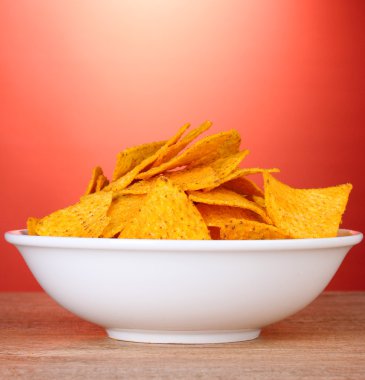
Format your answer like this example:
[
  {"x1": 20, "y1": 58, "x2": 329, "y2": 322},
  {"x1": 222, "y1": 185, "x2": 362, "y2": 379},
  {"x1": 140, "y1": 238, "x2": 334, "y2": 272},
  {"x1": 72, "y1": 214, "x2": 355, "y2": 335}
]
[
  {"x1": 189, "y1": 187, "x2": 272, "y2": 224},
  {"x1": 35, "y1": 192, "x2": 112, "y2": 237},
  {"x1": 102, "y1": 194, "x2": 146, "y2": 238},
  {"x1": 136, "y1": 130, "x2": 241, "y2": 180},
  {"x1": 211, "y1": 150, "x2": 250, "y2": 178},
  {"x1": 119, "y1": 177, "x2": 210, "y2": 239},
  {"x1": 235, "y1": 167, "x2": 280, "y2": 176},
  {"x1": 104, "y1": 123, "x2": 190, "y2": 192},
  {"x1": 196, "y1": 204, "x2": 264, "y2": 227},
  {"x1": 166, "y1": 150, "x2": 248, "y2": 191},
  {"x1": 112, "y1": 140, "x2": 166, "y2": 181},
  {"x1": 117, "y1": 166, "x2": 218, "y2": 195},
  {"x1": 264, "y1": 173, "x2": 352, "y2": 238},
  {"x1": 84, "y1": 166, "x2": 103, "y2": 195},
  {"x1": 222, "y1": 176, "x2": 264, "y2": 197},
  {"x1": 95, "y1": 173, "x2": 109, "y2": 192},
  {"x1": 247, "y1": 195, "x2": 266, "y2": 208},
  {"x1": 198, "y1": 150, "x2": 250, "y2": 191},
  {"x1": 203, "y1": 167, "x2": 279, "y2": 192},
  {"x1": 151, "y1": 120, "x2": 212, "y2": 168},
  {"x1": 167, "y1": 165, "x2": 218, "y2": 191},
  {"x1": 27, "y1": 217, "x2": 39, "y2": 236},
  {"x1": 115, "y1": 179, "x2": 154, "y2": 195},
  {"x1": 188, "y1": 130, "x2": 242, "y2": 168},
  {"x1": 118, "y1": 152, "x2": 249, "y2": 196},
  {"x1": 220, "y1": 219, "x2": 288, "y2": 240}
]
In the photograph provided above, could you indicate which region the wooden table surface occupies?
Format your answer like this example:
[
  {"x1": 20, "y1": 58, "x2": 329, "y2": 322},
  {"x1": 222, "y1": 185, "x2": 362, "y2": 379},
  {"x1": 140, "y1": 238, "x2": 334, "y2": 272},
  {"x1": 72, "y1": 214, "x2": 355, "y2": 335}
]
[{"x1": 0, "y1": 292, "x2": 364, "y2": 379}]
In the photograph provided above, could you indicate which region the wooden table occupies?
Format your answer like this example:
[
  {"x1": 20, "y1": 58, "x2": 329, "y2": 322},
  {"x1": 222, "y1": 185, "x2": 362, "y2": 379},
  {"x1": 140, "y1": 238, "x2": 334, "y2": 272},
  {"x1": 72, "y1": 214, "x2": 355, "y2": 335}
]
[{"x1": 0, "y1": 292, "x2": 364, "y2": 379}]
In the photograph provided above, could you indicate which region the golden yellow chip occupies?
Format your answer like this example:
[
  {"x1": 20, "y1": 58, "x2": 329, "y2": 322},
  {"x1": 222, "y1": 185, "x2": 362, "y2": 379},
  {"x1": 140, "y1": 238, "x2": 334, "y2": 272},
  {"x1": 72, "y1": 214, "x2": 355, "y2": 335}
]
[
  {"x1": 167, "y1": 165, "x2": 218, "y2": 191},
  {"x1": 104, "y1": 123, "x2": 190, "y2": 193},
  {"x1": 118, "y1": 155, "x2": 249, "y2": 195},
  {"x1": 212, "y1": 150, "x2": 249, "y2": 177},
  {"x1": 116, "y1": 179, "x2": 154, "y2": 195},
  {"x1": 151, "y1": 120, "x2": 212, "y2": 168},
  {"x1": 189, "y1": 188, "x2": 272, "y2": 224},
  {"x1": 198, "y1": 150, "x2": 250, "y2": 191},
  {"x1": 136, "y1": 130, "x2": 241, "y2": 180},
  {"x1": 27, "y1": 217, "x2": 39, "y2": 236},
  {"x1": 196, "y1": 203, "x2": 264, "y2": 227},
  {"x1": 119, "y1": 177, "x2": 210, "y2": 239},
  {"x1": 220, "y1": 219, "x2": 288, "y2": 240},
  {"x1": 222, "y1": 176, "x2": 264, "y2": 197},
  {"x1": 167, "y1": 150, "x2": 249, "y2": 191},
  {"x1": 264, "y1": 173, "x2": 352, "y2": 238},
  {"x1": 112, "y1": 140, "x2": 166, "y2": 181},
  {"x1": 84, "y1": 166, "x2": 103, "y2": 195},
  {"x1": 35, "y1": 192, "x2": 112, "y2": 237},
  {"x1": 203, "y1": 167, "x2": 278, "y2": 192},
  {"x1": 118, "y1": 166, "x2": 218, "y2": 195},
  {"x1": 238, "y1": 168, "x2": 280, "y2": 176},
  {"x1": 202, "y1": 168, "x2": 243, "y2": 191},
  {"x1": 247, "y1": 195, "x2": 266, "y2": 208},
  {"x1": 95, "y1": 174, "x2": 109, "y2": 192},
  {"x1": 102, "y1": 194, "x2": 145, "y2": 238},
  {"x1": 188, "y1": 129, "x2": 242, "y2": 168}
]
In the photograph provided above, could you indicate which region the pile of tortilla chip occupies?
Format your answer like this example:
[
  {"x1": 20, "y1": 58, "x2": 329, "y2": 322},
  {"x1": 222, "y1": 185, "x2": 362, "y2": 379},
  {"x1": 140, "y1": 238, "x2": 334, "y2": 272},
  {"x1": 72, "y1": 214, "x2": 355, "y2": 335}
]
[{"x1": 27, "y1": 121, "x2": 352, "y2": 240}]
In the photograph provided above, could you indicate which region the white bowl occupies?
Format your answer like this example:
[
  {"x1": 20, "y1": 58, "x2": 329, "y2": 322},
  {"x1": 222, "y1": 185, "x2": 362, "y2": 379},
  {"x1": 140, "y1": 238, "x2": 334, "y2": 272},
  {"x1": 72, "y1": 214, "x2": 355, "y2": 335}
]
[{"x1": 5, "y1": 229, "x2": 363, "y2": 344}]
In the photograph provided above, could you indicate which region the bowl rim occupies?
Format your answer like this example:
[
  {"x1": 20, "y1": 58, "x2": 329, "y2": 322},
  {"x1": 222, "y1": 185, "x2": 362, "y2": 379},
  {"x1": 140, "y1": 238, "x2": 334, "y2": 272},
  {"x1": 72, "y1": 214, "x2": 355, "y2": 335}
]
[{"x1": 4, "y1": 229, "x2": 363, "y2": 252}]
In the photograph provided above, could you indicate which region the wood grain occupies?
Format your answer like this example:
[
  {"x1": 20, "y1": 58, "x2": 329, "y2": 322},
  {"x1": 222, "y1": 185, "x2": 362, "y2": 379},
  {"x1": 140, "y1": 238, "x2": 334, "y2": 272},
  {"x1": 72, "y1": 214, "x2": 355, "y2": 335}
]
[{"x1": 0, "y1": 292, "x2": 364, "y2": 379}]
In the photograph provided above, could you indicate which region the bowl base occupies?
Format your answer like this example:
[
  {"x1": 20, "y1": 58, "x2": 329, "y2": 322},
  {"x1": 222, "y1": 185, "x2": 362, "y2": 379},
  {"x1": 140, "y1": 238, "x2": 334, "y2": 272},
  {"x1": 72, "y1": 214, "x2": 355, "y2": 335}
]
[{"x1": 106, "y1": 328, "x2": 261, "y2": 344}]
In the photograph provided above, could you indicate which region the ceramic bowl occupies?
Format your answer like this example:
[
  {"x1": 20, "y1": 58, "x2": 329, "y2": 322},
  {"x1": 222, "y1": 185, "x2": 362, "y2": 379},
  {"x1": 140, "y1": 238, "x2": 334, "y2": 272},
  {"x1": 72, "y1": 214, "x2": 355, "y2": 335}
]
[{"x1": 5, "y1": 229, "x2": 362, "y2": 344}]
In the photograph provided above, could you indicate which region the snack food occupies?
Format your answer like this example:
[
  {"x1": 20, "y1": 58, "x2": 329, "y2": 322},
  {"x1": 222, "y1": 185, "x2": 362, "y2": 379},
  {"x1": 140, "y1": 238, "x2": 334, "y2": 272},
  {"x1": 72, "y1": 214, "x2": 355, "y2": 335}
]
[
  {"x1": 119, "y1": 177, "x2": 210, "y2": 240},
  {"x1": 27, "y1": 122, "x2": 352, "y2": 240},
  {"x1": 34, "y1": 192, "x2": 112, "y2": 238},
  {"x1": 264, "y1": 173, "x2": 352, "y2": 238}
]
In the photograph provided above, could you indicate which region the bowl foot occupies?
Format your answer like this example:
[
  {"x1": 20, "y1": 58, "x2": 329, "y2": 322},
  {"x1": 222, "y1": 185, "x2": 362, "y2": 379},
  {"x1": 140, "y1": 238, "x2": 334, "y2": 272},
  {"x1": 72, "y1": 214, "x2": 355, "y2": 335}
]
[{"x1": 106, "y1": 328, "x2": 261, "y2": 344}]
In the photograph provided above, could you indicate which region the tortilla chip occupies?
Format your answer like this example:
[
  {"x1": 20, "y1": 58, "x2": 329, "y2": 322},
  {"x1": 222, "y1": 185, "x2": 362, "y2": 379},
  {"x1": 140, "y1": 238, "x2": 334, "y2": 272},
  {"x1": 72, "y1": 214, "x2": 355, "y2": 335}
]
[
  {"x1": 117, "y1": 166, "x2": 217, "y2": 195},
  {"x1": 167, "y1": 165, "x2": 218, "y2": 191},
  {"x1": 119, "y1": 177, "x2": 210, "y2": 239},
  {"x1": 220, "y1": 219, "x2": 288, "y2": 240},
  {"x1": 196, "y1": 203, "x2": 264, "y2": 227},
  {"x1": 223, "y1": 176, "x2": 264, "y2": 197},
  {"x1": 84, "y1": 166, "x2": 103, "y2": 195},
  {"x1": 115, "y1": 180, "x2": 154, "y2": 195},
  {"x1": 188, "y1": 129, "x2": 242, "y2": 168},
  {"x1": 237, "y1": 168, "x2": 280, "y2": 176},
  {"x1": 167, "y1": 150, "x2": 248, "y2": 191},
  {"x1": 264, "y1": 173, "x2": 352, "y2": 238},
  {"x1": 136, "y1": 130, "x2": 241, "y2": 180},
  {"x1": 95, "y1": 174, "x2": 109, "y2": 192},
  {"x1": 197, "y1": 150, "x2": 250, "y2": 191},
  {"x1": 119, "y1": 154, "x2": 253, "y2": 195},
  {"x1": 35, "y1": 192, "x2": 112, "y2": 237},
  {"x1": 152, "y1": 120, "x2": 212, "y2": 167},
  {"x1": 203, "y1": 167, "x2": 278, "y2": 192},
  {"x1": 104, "y1": 123, "x2": 190, "y2": 192},
  {"x1": 189, "y1": 187, "x2": 272, "y2": 224},
  {"x1": 247, "y1": 195, "x2": 266, "y2": 208},
  {"x1": 212, "y1": 150, "x2": 249, "y2": 176},
  {"x1": 27, "y1": 217, "x2": 39, "y2": 236},
  {"x1": 112, "y1": 141, "x2": 166, "y2": 181},
  {"x1": 102, "y1": 194, "x2": 145, "y2": 237}
]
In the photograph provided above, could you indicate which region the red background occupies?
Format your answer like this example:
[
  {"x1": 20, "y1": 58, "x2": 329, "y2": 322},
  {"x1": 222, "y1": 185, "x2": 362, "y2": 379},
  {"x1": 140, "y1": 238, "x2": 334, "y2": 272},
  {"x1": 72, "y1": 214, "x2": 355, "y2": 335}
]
[{"x1": 1, "y1": 0, "x2": 364, "y2": 291}]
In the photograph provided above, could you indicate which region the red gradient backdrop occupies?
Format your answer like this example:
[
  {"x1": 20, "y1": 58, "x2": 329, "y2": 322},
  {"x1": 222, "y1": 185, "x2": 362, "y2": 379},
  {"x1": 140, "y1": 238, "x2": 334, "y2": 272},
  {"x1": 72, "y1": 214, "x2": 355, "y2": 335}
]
[{"x1": 0, "y1": 0, "x2": 364, "y2": 291}]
